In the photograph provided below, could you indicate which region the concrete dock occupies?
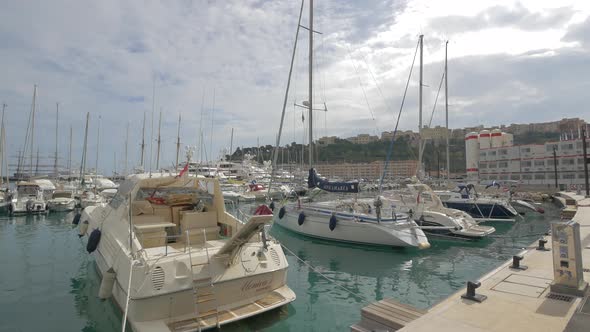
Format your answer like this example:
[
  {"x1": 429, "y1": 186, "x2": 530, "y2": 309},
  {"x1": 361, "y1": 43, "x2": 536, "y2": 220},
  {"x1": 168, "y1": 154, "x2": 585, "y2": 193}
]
[{"x1": 353, "y1": 192, "x2": 590, "y2": 332}]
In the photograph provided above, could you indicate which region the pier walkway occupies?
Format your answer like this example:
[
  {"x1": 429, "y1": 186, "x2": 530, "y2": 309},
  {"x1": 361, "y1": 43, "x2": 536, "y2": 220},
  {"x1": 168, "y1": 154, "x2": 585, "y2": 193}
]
[
  {"x1": 352, "y1": 192, "x2": 590, "y2": 331},
  {"x1": 400, "y1": 192, "x2": 590, "y2": 332}
]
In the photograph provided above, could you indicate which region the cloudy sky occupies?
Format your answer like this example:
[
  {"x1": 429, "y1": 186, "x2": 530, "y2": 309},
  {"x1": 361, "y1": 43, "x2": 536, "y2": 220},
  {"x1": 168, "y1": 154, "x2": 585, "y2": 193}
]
[{"x1": 1, "y1": 0, "x2": 589, "y2": 174}]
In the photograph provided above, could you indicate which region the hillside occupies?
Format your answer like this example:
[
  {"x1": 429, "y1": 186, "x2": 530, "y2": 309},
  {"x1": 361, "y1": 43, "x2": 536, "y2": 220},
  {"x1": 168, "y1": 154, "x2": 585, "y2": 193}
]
[{"x1": 228, "y1": 131, "x2": 561, "y2": 175}]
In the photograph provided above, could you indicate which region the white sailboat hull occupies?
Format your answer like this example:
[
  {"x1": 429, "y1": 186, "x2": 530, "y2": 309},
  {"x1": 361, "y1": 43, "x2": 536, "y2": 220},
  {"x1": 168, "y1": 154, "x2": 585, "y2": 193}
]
[{"x1": 274, "y1": 205, "x2": 429, "y2": 248}]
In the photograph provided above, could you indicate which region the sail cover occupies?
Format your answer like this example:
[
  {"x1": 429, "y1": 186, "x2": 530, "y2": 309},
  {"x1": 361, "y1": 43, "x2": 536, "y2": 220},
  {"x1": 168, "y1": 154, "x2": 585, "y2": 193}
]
[{"x1": 308, "y1": 168, "x2": 360, "y2": 193}]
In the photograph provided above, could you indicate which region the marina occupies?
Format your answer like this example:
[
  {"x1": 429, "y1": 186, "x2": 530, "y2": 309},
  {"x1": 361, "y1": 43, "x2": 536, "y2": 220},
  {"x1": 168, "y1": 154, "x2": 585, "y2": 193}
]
[
  {"x1": 1, "y1": 1, "x2": 590, "y2": 331},
  {"x1": 0, "y1": 195, "x2": 565, "y2": 331}
]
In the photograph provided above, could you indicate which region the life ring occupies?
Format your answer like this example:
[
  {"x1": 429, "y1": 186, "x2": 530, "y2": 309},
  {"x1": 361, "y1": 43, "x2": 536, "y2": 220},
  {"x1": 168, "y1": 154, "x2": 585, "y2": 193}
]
[
  {"x1": 298, "y1": 212, "x2": 305, "y2": 225},
  {"x1": 278, "y1": 207, "x2": 286, "y2": 219},
  {"x1": 329, "y1": 214, "x2": 337, "y2": 231}
]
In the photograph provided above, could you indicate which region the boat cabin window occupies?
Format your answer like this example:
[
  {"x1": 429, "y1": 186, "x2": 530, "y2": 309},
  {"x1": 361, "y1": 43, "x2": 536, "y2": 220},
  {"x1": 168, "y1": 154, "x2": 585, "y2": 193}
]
[{"x1": 18, "y1": 186, "x2": 39, "y2": 196}]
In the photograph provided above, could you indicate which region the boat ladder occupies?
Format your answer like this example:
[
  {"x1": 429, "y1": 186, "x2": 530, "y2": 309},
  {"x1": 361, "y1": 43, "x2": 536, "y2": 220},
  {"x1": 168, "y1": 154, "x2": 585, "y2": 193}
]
[{"x1": 186, "y1": 229, "x2": 219, "y2": 331}]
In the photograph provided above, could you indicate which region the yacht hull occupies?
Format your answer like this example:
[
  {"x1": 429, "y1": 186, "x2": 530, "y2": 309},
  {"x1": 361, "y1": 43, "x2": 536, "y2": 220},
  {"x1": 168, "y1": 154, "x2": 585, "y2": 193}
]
[{"x1": 274, "y1": 205, "x2": 429, "y2": 248}]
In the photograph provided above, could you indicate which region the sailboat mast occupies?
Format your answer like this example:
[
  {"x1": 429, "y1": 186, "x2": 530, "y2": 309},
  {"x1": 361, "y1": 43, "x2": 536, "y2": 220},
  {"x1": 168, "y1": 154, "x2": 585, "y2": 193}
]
[
  {"x1": 30, "y1": 85, "x2": 37, "y2": 178},
  {"x1": 268, "y1": 0, "x2": 305, "y2": 194},
  {"x1": 140, "y1": 111, "x2": 146, "y2": 168},
  {"x1": 68, "y1": 125, "x2": 72, "y2": 176},
  {"x1": 209, "y1": 89, "x2": 215, "y2": 165},
  {"x1": 95, "y1": 116, "x2": 101, "y2": 182},
  {"x1": 0, "y1": 103, "x2": 5, "y2": 185},
  {"x1": 417, "y1": 35, "x2": 424, "y2": 173},
  {"x1": 445, "y1": 40, "x2": 450, "y2": 181},
  {"x1": 35, "y1": 147, "x2": 39, "y2": 176},
  {"x1": 125, "y1": 122, "x2": 129, "y2": 176},
  {"x1": 2, "y1": 117, "x2": 8, "y2": 187},
  {"x1": 175, "y1": 114, "x2": 181, "y2": 169},
  {"x1": 149, "y1": 78, "x2": 155, "y2": 175},
  {"x1": 54, "y1": 102, "x2": 59, "y2": 178},
  {"x1": 229, "y1": 128, "x2": 234, "y2": 161},
  {"x1": 199, "y1": 90, "x2": 205, "y2": 163},
  {"x1": 308, "y1": 0, "x2": 314, "y2": 169},
  {"x1": 80, "y1": 113, "x2": 90, "y2": 185},
  {"x1": 156, "y1": 110, "x2": 162, "y2": 170}
]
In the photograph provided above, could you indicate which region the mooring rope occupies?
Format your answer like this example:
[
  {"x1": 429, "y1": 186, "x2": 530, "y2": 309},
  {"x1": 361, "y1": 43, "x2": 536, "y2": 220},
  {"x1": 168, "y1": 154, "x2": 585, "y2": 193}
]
[{"x1": 281, "y1": 243, "x2": 372, "y2": 304}]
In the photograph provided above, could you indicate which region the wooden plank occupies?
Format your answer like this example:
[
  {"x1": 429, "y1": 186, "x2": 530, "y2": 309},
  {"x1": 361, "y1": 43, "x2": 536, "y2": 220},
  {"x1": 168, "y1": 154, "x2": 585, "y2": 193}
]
[
  {"x1": 364, "y1": 303, "x2": 414, "y2": 326},
  {"x1": 361, "y1": 305, "x2": 407, "y2": 330},
  {"x1": 371, "y1": 302, "x2": 421, "y2": 322},
  {"x1": 382, "y1": 298, "x2": 427, "y2": 315},
  {"x1": 373, "y1": 299, "x2": 425, "y2": 319}
]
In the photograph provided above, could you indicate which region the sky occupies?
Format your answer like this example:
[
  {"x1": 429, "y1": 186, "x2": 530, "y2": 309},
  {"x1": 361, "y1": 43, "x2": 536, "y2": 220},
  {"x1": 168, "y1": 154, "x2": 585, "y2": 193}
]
[{"x1": 1, "y1": 0, "x2": 589, "y2": 175}]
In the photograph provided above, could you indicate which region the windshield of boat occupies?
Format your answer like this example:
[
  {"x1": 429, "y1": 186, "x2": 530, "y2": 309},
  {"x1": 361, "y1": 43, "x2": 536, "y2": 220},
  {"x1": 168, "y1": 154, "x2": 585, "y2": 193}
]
[
  {"x1": 52, "y1": 191, "x2": 72, "y2": 198},
  {"x1": 135, "y1": 187, "x2": 213, "y2": 207},
  {"x1": 18, "y1": 186, "x2": 39, "y2": 196}
]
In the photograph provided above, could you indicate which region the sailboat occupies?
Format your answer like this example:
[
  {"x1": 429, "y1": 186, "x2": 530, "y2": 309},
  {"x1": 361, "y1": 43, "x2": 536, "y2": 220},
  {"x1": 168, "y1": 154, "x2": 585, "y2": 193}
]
[
  {"x1": 380, "y1": 38, "x2": 495, "y2": 239},
  {"x1": 79, "y1": 149, "x2": 295, "y2": 331},
  {"x1": 272, "y1": 0, "x2": 429, "y2": 249}
]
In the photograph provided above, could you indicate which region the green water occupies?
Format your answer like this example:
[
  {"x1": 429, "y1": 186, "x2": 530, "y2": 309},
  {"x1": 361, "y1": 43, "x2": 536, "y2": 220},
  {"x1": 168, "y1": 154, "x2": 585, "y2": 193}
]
[{"x1": 0, "y1": 204, "x2": 560, "y2": 332}]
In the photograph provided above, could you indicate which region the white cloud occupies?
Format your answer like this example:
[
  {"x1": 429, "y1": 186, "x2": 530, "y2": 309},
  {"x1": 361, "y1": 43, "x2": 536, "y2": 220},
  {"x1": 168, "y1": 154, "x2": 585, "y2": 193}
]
[{"x1": 0, "y1": 0, "x2": 589, "y2": 174}]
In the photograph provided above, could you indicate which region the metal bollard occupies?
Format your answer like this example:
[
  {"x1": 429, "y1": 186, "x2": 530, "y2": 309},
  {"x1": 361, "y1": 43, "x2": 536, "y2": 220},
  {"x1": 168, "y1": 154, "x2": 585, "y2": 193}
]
[
  {"x1": 461, "y1": 281, "x2": 487, "y2": 302},
  {"x1": 536, "y1": 239, "x2": 550, "y2": 251},
  {"x1": 510, "y1": 255, "x2": 528, "y2": 270}
]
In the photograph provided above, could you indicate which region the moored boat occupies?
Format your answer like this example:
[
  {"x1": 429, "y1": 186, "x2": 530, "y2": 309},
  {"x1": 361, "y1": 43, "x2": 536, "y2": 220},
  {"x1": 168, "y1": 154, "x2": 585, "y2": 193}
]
[{"x1": 79, "y1": 172, "x2": 295, "y2": 331}]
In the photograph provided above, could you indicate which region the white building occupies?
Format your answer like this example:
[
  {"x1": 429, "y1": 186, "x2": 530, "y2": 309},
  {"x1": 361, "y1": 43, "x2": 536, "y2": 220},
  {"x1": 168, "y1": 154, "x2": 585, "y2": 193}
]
[{"x1": 466, "y1": 129, "x2": 588, "y2": 187}]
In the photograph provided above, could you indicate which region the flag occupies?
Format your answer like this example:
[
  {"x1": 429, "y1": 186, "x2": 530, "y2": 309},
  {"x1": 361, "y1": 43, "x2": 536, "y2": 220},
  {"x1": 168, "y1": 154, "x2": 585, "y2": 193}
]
[{"x1": 178, "y1": 163, "x2": 189, "y2": 177}]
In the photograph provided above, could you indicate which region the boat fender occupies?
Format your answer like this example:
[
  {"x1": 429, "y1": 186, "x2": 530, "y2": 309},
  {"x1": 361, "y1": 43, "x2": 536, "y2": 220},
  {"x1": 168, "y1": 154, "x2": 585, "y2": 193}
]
[
  {"x1": 329, "y1": 214, "x2": 337, "y2": 231},
  {"x1": 298, "y1": 212, "x2": 305, "y2": 225},
  {"x1": 269, "y1": 201, "x2": 275, "y2": 211},
  {"x1": 87, "y1": 228, "x2": 101, "y2": 253},
  {"x1": 72, "y1": 213, "x2": 81, "y2": 225},
  {"x1": 98, "y1": 267, "x2": 116, "y2": 299},
  {"x1": 78, "y1": 220, "x2": 89, "y2": 238},
  {"x1": 278, "y1": 207, "x2": 286, "y2": 219}
]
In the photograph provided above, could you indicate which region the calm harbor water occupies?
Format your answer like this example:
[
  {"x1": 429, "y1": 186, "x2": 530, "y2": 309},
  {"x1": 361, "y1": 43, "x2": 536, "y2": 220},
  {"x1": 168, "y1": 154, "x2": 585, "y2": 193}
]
[{"x1": 0, "y1": 202, "x2": 560, "y2": 332}]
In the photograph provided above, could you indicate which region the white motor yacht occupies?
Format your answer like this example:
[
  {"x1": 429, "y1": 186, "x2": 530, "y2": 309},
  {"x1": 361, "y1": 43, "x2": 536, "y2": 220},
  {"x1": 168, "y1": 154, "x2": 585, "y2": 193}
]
[
  {"x1": 9, "y1": 181, "x2": 48, "y2": 214},
  {"x1": 47, "y1": 190, "x2": 77, "y2": 212},
  {"x1": 435, "y1": 184, "x2": 519, "y2": 221},
  {"x1": 79, "y1": 173, "x2": 295, "y2": 331},
  {"x1": 80, "y1": 190, "x2": 106, "y2": 208},
  {"x1": 383, "y1": 183, "x2": 495, "y2": 239}
]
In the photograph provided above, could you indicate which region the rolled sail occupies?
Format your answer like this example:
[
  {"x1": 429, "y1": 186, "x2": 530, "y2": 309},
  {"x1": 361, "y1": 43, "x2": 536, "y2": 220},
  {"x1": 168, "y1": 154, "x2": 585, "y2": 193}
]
[{"x1": 308, "y1": 168, "x2": 360, "y2": 193}]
